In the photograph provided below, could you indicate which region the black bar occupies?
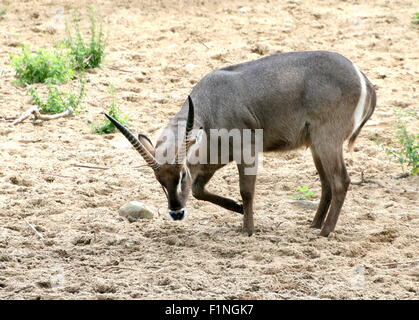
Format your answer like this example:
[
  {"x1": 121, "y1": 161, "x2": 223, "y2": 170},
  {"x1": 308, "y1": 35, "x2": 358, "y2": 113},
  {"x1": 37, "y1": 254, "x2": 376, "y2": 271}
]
[{"x1": 0, "y1": 300, "x2": 413, "y2": 319}]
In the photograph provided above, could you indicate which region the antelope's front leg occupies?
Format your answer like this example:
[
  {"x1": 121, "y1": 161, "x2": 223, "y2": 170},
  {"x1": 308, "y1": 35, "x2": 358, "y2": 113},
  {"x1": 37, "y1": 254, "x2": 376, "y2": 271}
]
[
  {"x1": 192, "y1": 171, "x2": 243, "y2": 213},
  {"x1": 238, "y1": 164, "x2": 257, "y2": 236}
]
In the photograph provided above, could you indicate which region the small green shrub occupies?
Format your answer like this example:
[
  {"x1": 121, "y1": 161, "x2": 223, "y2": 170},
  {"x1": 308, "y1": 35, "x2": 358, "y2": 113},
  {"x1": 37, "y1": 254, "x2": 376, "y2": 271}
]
[
  {"x1": 292, "y1": 186, "x2": 314, "y2": 200},
  {"x1": 92, "y1": 104, "x2": 130, "y2": 134},
  {"x1": 64, "y1": 8, "x2": 106, "y2": 70},
  {"x1": 91, "y1": 88, "x2": 129, "y2": 134},
  {"x1": 10, "y1": 46, "x2": 74, "y2": 85},
  {"x1": 413, "y1": 12, "x2": 419, "y2": 25},
  {"x1": 0, "y1": 8, "x2": 7, "y2": 20},
  {"x1": 28, "y1": 80, "x2": 85, "y2": 114},
  {"x1": 385, "y1": 109, "x2": 418, "y2": 175}
]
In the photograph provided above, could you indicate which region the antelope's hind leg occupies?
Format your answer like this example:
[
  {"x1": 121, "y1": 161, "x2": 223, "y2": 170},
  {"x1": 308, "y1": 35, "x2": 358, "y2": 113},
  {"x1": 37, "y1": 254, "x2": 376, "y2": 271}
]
[
  {"x1": 310, "y1": 147, "x2": 332, "y2": 229},
  {"x1": 310, "y1": 139, "x2": 350, "y2": 236},
  {"x1": 320, "y1": 148, "x2": 350, "y2": 236},
  {"x1": 237, "y1": 164, "x2": 257, "y2": 236}
]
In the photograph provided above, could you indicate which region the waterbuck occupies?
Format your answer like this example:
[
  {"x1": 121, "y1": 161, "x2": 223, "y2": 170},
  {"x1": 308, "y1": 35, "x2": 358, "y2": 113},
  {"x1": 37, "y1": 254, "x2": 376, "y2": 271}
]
[{"x1": 105, "y1": 50, "x2": 376, "y2": 237}]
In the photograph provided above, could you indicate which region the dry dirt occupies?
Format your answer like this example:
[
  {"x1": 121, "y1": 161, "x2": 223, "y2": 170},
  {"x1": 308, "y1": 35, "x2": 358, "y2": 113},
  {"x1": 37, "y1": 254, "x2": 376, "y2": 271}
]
[{"x1": 0, "y1": 0, "x2": 418, "y2": 300}]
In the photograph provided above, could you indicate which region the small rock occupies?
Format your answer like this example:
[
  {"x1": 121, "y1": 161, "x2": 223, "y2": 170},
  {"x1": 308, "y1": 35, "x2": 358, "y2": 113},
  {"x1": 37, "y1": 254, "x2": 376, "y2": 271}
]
[
  {"x1": 119, "y1": 201, "x2": 155, "y2": 222},
  {"x1": 251, "y1": 44, "x2": 269, "y2": 56},
  {"x1": 65, "y1": 286, "x2": 80, "y2": 294},
  {"x1": 184, "y1": 63, "x2": 196, "y2": 73},
  {"x1": 170, "y1": 92, "x2": 181, "y2": 100},
  {"x1": 9, "y1": 174, "x2": 34, "y2": 187},
  {"x1": 31, "y1": 26, "x2": 42, "y2": 33},
  {"x1": 36, "y1": 280, "x2": 52, "y2": 289},
  {"x1": 5, "y1": 40, "x2": 21, "y2": 47},
  {"x1": 72, "y1": 235, "x2": 92, "y2": 246},
  {"x1": 94, "y1": 282, "x2": 117, "y2": 294},
  {"x1": 286, "y1": 200, "x2": 319, "y2": 210}
]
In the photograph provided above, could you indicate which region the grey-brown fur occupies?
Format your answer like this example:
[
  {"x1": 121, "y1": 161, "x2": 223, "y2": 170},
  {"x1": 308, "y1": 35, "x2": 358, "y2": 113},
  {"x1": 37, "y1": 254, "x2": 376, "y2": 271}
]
[{"x1": 108, "y1": 50, "x2": 376, "y2": 237}]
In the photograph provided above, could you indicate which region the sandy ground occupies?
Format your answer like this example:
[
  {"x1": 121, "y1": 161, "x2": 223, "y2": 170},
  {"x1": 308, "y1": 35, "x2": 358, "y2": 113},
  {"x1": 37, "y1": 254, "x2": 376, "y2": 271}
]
[{"x1": 0, "y1": 0, "x2": 418, "y2": 300}]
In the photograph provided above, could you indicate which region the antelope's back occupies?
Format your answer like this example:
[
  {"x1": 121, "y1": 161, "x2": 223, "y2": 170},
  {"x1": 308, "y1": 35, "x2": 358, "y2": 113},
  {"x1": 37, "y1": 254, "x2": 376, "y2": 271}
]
[{"x1": 190, "y1": 51, "x2": 368, "y2": 150}]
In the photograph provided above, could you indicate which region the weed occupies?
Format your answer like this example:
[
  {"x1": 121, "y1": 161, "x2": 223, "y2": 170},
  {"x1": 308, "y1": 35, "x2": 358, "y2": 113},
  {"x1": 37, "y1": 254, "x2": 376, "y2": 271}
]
[
  {"x1": 292, "y1": 185, "x2": 314, "y2": 200},
  {"x1": 91, "y1": 87, "x2": 129, "y2": 134},
  {"x1": 0, "y1": 8, "x2": 7, "y2": 20},
  {"x1": 28, "y1": 80, "x2": 85, "y2": 114},
  {"x1": 413, "y1": 12, "x2": 419, "y2": 25},
  {"x1": 385, "y1": 108, "x2": 418, "y2": 175},
  {"x1": 10, "y1": 46, "x2": 74, "y2": 85},
  {"x1": 63, "y1": 8, "x2": 106, "y2": 70}
]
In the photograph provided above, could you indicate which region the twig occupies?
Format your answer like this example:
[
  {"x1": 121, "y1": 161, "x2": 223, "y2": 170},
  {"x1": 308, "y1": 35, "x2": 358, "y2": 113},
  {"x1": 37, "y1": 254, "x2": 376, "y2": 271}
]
[
  {"x1": 83, "y1": 54, "x2": 92, "y2": 65},
  {"x1": 12, "y1": 106, "x2": 38, "y2": 125},
  {"x1": 133, "y1": 165, "x2": 149, "y2": 169},
  {"x1": 102, "y1": 266, "x2": 137, "y2": 272},
  {"x1": 351, "y1": 171, "x2": 385, "y2": 187},
  {"x1": 18, "y1": 139, "x2": 42, "y2": 143},
  {"x1": 379, "y1": 260, "x2": 419, "y2": 268},
  {"x1": 72, "y1": 164, "x2": 110, "y2": 170},
  {"x1": 72, "y1": 163, "x2": 148, "y2": 170},
  {"x1": 33, "y1": 106, "x2": 73, "y2": 120},
  {"x1": 197, "y1": 39, "x2": 209, "y2": 49},
  {"x1": 351, "y1": 178, "x2": 386, "y2": 187},
  {"x1": 0, "y1": 116, "x2": 19, "y2": 121},
  {"x1": 351, "y1": 171, "x2": 364, "y2": 185},
  {"x1": 24, "y1": 219, "x2": 44, "y2": 240},
  {"x1": 12, "y1": 106, "x2": 73, "y2": 125},
  {"x1": 148, "y1": 266, "x2": 169, "y2": 273},
  {"x1": 43, "y1": 173, "x2": 77, "y2": 180},
  {"x1": 109, "y1": 66, "x2": 133, "y2": 73}
]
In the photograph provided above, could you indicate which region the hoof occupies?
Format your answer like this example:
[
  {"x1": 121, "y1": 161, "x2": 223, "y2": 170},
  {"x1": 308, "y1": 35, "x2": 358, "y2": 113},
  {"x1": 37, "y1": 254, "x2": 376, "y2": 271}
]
[
  {"x1": 319, "y1": 228, "x2": 331, "y2": 237},
  {"x1": 243, "y1": 227, "x2": 254, "y2": 237},
  {"x1": 234, "y1": 203, "x2": 244, "y2": 214}
]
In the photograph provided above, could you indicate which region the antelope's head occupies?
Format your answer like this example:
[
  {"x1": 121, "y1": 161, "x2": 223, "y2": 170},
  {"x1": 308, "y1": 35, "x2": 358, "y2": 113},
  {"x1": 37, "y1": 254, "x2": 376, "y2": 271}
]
[{"x1": 104, "y1": 96, "x2": 200, "y2": 221}]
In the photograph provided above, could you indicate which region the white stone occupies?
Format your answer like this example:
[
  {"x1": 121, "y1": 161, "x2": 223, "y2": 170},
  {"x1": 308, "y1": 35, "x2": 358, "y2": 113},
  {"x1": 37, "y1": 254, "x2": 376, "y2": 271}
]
[
  {"x1": 184, "y1": 63, "x2": 196, "y2": 73},
  {"x1": 118, "y1": 201, "x2": 155, "y2": 222}
]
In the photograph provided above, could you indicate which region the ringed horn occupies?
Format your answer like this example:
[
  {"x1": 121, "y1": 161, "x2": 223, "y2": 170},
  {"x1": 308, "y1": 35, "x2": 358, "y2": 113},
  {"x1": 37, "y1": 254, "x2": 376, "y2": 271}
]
[
  {"x1": 176, "y1": 95, "x2": 195, "y2": 164},
  {"x1": 103, "y1": 95, "x2": 195, "y2": 169},
  {"x1": 104, "y1": 113, "x2": 160, "y2": 170}
]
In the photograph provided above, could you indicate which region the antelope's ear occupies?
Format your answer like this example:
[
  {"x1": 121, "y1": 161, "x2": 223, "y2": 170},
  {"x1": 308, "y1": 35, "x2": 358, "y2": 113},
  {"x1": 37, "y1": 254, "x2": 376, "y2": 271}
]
[
  {"x1": 186, "y1": 127, "x2": 204, "y2": 149},
  {"x1": 138, "y1": 134, "x2": 155, "y2": 156}
]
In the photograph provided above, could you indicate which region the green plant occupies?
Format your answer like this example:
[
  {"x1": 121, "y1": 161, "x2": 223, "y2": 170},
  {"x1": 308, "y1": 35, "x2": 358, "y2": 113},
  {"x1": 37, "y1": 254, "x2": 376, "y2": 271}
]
[
  {"x1": 10, "y1": 46, "x2": 74, "y2": 85},
  {"x1": 385, "y1": 109, "x2": 418, "y2": 175},
  {"x1": 28, "y1": 80, "x2": 85, "y2": 114},
  {"x1": 292, "y1": 185, "x2": 314, "y2": 200},
  {"x1": 0, "y1": 8, "x2": 7, "y2": 20},
  {"x1": 91, "y1": 87, "x2": 129, "y2": 134},
  {"x1": 63, "y1": 8, "x2": 106, "y2": 70},
  {"x1": 413, "y1": 12, "x2": 419, "y2": 25}
]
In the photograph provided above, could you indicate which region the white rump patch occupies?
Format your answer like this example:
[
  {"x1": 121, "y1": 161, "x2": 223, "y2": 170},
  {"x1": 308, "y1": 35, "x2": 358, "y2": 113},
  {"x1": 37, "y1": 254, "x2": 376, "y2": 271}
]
[{"x1": 351, "y1": 63, "x2": 367, "y2": 136}]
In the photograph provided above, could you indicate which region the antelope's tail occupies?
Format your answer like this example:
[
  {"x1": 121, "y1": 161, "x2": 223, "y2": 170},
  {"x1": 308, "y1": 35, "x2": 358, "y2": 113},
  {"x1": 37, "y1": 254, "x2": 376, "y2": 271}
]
[{"x1": 348, "y1": 69, "x2": 377, "y2": 152}]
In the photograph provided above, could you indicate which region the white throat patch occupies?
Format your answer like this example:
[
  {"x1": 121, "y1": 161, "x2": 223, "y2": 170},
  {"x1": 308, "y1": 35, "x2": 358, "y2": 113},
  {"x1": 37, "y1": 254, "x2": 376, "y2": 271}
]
[{"x1": 176, "y1": 171, "x2": 183, "y2": 195}]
